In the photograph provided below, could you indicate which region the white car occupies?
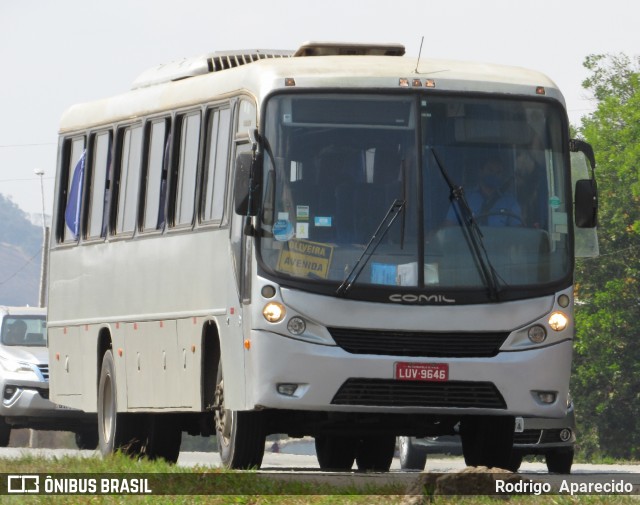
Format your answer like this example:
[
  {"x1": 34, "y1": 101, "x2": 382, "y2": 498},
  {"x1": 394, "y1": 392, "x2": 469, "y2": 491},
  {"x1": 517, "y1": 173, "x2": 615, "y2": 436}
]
[{"x1": 0, "y1": 306, "x2": 97, "y2": 448}]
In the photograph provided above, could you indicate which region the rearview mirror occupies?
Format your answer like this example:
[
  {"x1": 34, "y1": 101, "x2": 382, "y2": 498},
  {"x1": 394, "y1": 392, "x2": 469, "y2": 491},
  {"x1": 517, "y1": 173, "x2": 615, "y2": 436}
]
[
  {"x1": 574, "y1": 179, "x2": 598, "y2": 228},
  {"x1": 234, "y1": 151, "x2": 262, "y2": 216}
]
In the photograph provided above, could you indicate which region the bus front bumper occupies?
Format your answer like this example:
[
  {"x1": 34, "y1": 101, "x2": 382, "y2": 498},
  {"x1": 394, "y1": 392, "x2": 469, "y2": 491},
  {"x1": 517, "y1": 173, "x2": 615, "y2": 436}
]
[{"x1": 245, "y1": 329, "x2": 571, "y2": 419}]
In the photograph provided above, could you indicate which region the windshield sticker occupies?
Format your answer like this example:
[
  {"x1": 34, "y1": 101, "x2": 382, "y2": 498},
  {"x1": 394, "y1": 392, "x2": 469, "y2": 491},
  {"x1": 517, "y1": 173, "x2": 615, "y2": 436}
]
[
  {"x1": 371, "y1": 263, "x2": 398, "y2": 286},
  {"x1": 553, "y1": 212, "x2": 568, "y2": 235},
  {"x1": 296, "y1": 222, "x2": 309, "y2": 239},
  {"x1": 371, "y1": 262, "x2": 440, "y2": 287},
  {"x1": 273, "y1": 219, "x2": 295, "y2": 242},
  {"x1": 277, "y1": 239, "x2": 334, "y2": 279},
  {"x1": 296, "y1": 205, "x2": 309, "y2": 220},
  {"x1": 549, "y1": 196, "x2": 561, "y2": 209},
  {"x1": 314, "y1": 216, "x2": 332, "y2": 227}
]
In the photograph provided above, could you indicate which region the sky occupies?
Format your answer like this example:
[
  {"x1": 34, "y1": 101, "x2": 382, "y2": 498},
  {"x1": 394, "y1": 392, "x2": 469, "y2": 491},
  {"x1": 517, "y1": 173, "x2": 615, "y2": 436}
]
[{"x1": 0, "y1": 0, "x2": 638, "y2": 219}]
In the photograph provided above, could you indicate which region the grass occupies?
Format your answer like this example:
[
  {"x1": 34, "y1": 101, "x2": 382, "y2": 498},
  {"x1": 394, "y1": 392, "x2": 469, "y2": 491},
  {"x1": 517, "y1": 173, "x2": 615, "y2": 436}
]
[{"x1": 0, "y1": 454, "x2": 636, "y2": 504}]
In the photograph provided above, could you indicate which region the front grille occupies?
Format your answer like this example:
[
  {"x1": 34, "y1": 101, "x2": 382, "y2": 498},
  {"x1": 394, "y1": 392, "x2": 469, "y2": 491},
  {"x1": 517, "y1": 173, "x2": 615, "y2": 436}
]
[
  {"x1": 328, "y1": 328, "x2": 509, "y2": 357},
  {"x1": 36, "y1": 364, "x2": 49, "y2": 381},
  {"x1": 514, "y1": 429, "x2": 542, "y2": 444},
  {"x1": 331, "y1": 378, "x2": 506, "y2": 409}
]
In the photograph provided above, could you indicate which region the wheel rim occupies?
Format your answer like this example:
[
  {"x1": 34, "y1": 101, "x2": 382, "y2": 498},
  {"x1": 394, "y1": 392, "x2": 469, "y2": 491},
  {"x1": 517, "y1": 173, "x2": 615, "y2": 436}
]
[
  {"x1": 214, "y1": 377, "x2": 231, "y2": 444},
  {"x1": 399, "y1": 437, "x2": 408, "y2": 459},
  {"x1": 101, "y1": 371, "x2": 114, "y2": 444}
]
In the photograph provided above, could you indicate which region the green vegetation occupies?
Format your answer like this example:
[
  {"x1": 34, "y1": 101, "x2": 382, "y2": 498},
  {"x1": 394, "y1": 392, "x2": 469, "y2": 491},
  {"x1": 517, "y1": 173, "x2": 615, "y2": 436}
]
[
  {"x1": 0, "y1": 454, "x2": 637, "y2": 504},
  {"x1": 573, "y1": 53, "x2": 640, "y2": 460}
]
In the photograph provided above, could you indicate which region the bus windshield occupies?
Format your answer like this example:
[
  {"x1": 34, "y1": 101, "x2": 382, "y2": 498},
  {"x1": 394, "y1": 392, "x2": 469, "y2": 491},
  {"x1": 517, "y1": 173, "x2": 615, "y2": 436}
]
[{"x1": 258, "y1": 93, "x2": 570, "y2": 303}]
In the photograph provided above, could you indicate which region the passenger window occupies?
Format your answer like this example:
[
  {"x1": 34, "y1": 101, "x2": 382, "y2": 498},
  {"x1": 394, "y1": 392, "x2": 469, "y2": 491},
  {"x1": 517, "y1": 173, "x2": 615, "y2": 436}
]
[
  {"x1": 59, "y1": 137, "x2": 86, "y2": 243},
  {"x1": 174, "y1": 112, "x2": 201, "y2": 227},
  {"x1": 202, "y1": 108, "x2": 231, "y2": 223},
  {"x1": 87, "y1": 131, "x2": 111, "y2": 239},
  {"x1": 143, "y1": 119, "x2": 170, "y2": 231},
  {"x1": 116, "y1": 125, "x2": 143, "y2": 235}
]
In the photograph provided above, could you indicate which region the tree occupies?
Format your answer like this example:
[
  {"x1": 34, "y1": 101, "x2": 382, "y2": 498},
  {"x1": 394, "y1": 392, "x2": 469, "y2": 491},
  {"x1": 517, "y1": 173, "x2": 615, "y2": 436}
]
[{"x1": 572, "y1": 53, "x2": 640, "y2": 459}]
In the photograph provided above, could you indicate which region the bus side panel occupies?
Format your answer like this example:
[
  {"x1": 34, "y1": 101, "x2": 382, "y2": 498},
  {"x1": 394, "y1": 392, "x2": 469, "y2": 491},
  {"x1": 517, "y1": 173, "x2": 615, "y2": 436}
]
[
  {"x1": 48, "y1": 326, "x2": 85, "y2": 409},
  {"x1": 124, "y1": 320, "x2": 183, "y2": 408},
  {"x1": 218, "y1": 262, "x2": 248, "y2": 412},
  {"x1": 176, "y1": 316, "x2": 204, "y2": 410},
  {"x1": 48, "y1": 230, "x2": 236, "y2": 412}
]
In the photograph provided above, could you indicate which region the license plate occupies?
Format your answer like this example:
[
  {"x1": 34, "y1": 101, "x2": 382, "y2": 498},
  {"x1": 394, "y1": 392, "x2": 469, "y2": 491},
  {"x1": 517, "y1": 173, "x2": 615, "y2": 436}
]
[{"x1": 395, "y1": 362, "x2": 449, "y2": 382}]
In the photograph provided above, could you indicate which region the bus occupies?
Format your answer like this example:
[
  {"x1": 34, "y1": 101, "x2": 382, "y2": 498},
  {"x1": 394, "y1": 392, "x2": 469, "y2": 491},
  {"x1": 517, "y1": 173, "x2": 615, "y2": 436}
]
[{"x1": 47, "y1": 41, "x2": 598, "y2": 470}]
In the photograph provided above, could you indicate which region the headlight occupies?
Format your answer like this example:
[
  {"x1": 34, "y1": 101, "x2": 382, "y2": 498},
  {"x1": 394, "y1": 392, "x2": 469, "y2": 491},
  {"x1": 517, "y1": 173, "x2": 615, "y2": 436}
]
[
  {"x1": 548, "y1": 312, "x2": 569, "y2": 332},
  {"x1": 263, "y1": 302, "x2": 286, "y2": 323}
]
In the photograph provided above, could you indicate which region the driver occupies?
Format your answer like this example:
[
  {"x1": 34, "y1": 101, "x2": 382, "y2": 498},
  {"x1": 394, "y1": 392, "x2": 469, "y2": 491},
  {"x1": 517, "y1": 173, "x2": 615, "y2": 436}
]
[
  {"x1": 445, "y1": 159, "x2": 521, "y2": 227},
  {"x1": 4, "y1": 319, "x2": 27, "y2": 344}
]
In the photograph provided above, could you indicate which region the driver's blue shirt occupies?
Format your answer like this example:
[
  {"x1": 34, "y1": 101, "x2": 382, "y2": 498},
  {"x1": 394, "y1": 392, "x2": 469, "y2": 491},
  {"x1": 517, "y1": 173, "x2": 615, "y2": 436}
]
[{"x1": 446, "y1": 189, "x2": 522, "y2": 227}]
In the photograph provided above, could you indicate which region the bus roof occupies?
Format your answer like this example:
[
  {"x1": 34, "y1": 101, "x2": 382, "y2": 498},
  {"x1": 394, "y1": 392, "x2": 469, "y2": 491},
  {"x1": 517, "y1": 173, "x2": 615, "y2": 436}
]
[{"x1": 59, "y1": 42, "x2": 564, "y2": 133}]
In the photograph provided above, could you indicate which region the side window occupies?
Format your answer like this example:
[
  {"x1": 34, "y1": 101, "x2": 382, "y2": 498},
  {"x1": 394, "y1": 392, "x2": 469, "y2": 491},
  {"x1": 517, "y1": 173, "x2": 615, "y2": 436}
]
[
  {"x1": 202, "y1": 107, "x2": 231, "y2": 223},
  {"x1": 142, "y1": 118, "x2": 171, "y2": 232},
  {"x1": 115, "y1": 125, "x2": 143, "y2": 235},
  {"x1": 173, "y1": 112, "x2": 201, "y2": 227},
  {"x1": 236, "y1": 100, "x2": 256, "y2": 135},
  {"x1": 58, "y1": 136, "x2": 86, "y2": 243},
  {"x1": 87, "y1": 131, "x2": 111, "y2": 239}
]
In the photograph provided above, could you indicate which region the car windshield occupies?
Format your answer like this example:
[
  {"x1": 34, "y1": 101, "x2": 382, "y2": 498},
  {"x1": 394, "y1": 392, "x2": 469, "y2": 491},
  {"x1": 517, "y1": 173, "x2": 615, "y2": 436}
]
[
  {"x1": 1, "y1": 316, "x2": 46, "y2": 347},
  {"x1": 257, "y1": 93, "x2": 571, "y2": 303}
]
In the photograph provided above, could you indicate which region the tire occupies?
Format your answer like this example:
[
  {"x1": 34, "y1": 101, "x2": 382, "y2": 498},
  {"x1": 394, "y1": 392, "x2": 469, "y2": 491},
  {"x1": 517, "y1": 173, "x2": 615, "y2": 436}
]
[
  {"x1": 398, "y1": 436, "x2": 428, "y2": 470},
  {"x1": 314, "y1": 435, "x2": 357, "y2": 470},
  {"x1": 0, "y1": 417, "x2": 11, "y2": 447},
  {"x1": 546, "y1": 448, "x2": 574, "y2": 474},
  {"x1": 507, "y1": 452, "x2": 523, "y2": 472},
  {"x1": 214, "y1": 358, "x2": 265, "y2": 469},
  {"x1": 75, "y1": 429, "x2": 99, "y2": 450},
  {"x1": 460, "y1": 416, "x2": 514, "y2": 470},
  {"x1": 355, "y1": 435, "x2": 396, "y2": 472},
  {"x1": 98, "y1": 350, "x2": 144, "y2": 457},
  {"x1": 142, "y1": 414, "x2": 182, "y2": 463}
]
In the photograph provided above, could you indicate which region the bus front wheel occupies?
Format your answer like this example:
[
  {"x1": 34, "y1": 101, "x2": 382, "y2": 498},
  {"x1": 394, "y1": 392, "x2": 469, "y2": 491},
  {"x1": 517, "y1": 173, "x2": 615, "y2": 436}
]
[
  {"x1": 355, "y1": 435, "x2": 396, "y2": 471},
  {"x1": 214, "y1": 360, "x2": 265, "y2": 469},
  {"x1": 314, "y1": 435, "x2": 357, "y2": 470},
  {"x1": 98, "y1": 349, "x2": 144, "y2": 457}
]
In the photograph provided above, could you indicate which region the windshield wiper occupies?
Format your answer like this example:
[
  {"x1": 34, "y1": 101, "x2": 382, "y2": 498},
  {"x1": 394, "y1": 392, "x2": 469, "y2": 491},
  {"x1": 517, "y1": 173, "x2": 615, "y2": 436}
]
[
  {"x1": 336, "y1": 199, "x2": 405, "y2": 297},
  {"x1": 429, "y1": 148, "x2": 502, "y2": 301}
]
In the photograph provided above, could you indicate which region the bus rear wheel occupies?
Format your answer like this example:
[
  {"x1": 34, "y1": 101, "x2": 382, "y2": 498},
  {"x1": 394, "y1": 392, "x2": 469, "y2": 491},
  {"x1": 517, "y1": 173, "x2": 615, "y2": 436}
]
[
  {"x1": 75, "y1": 429, "x2": 99, "y2": 450},
  {"x1": 214, "y1": 360, "x2": 265, "y2": 469},
  {"x1": 460, "y1": 416, "x2": 514, "y2": 470},
  {"x1": 142, "y1": 414, "x2": 182, "y2": 463},
  {"x1": 98, "y1": 350, "x2": 144, "y2": 457}
]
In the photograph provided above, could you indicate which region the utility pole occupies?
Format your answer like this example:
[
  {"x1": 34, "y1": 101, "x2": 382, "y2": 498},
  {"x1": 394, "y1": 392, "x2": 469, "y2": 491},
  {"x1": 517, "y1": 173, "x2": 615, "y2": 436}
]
[{"x1": 35, "y1": 168, "x2": 49, "y2": 309}]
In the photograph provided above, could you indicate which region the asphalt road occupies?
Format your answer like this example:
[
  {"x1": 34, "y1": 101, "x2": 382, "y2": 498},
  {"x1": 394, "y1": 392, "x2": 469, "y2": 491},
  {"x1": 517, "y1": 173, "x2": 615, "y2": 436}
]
[{"x1": 0, "y1": 444, "x2": 637, "y2": 475}]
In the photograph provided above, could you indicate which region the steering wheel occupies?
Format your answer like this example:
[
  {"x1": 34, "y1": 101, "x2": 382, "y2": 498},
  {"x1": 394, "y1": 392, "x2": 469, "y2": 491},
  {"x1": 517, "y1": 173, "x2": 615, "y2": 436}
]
[{"x1": 476, "y1": 211, "x2": 524, "y2": 226}]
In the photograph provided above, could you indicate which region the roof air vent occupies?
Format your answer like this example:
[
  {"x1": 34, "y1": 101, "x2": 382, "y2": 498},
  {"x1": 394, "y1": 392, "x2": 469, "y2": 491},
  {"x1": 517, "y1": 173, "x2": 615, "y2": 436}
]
[
  {"x1": 131, "y1": 50, "x2": 293, "y2": 89},
  {"x1": 294, "y1": 41, "x2": 405, "y2": 57}
]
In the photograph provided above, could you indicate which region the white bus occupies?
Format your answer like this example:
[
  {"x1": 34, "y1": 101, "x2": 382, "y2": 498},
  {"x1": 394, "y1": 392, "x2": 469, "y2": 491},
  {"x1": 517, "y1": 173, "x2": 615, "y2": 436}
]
[{"x1": 48, "y1": 42, "x2": 598, "y2": 470}]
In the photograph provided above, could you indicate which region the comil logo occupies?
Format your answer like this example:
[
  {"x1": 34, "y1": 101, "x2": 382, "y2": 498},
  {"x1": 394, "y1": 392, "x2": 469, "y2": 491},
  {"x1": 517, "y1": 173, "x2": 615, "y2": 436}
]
[
  {"x1": 8, "y1": 475, "x2": 39, "y2": 493},
  {"x1": 389, "y1": 293, "x2": 456, "y2": 304}
]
